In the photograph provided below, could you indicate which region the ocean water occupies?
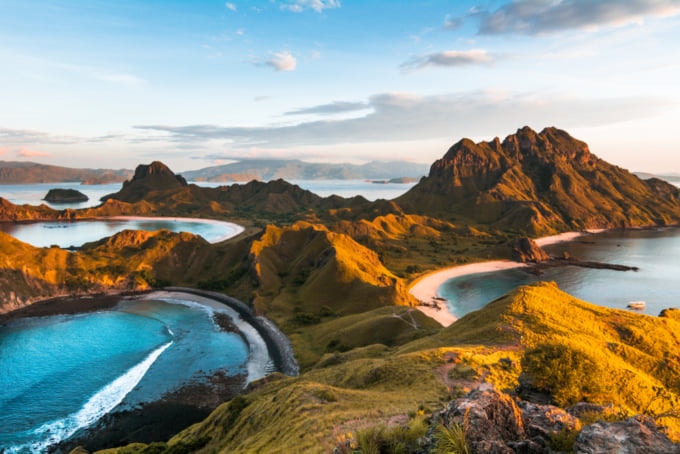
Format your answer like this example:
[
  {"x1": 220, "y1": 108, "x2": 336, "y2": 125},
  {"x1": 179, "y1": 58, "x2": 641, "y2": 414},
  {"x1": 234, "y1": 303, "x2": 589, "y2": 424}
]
[
  {"x1": 0, "y1": 297, "x2": 250, "y2": 453},
  {"x1": 439, "y1": 227, "x2": 680, "y2": 318},
  {"x1": 0, "y1": 217, "x2": 243, "y2": 248}
]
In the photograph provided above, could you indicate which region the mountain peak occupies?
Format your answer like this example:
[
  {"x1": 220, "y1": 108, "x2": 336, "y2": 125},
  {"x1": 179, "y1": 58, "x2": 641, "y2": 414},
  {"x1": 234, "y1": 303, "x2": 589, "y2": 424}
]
[
  {"x1": 102, "y1": 161, "x2": 188, "y2": 203},
  {"x1": 131, "y1": 161, "x2": 187, "y2": 185},
  {"x1": 398, "y1": 127, "x2": 680, "y2": 234}
]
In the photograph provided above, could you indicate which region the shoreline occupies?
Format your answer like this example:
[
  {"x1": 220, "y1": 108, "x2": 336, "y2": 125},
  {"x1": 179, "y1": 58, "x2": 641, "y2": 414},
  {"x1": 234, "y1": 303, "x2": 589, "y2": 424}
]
[
  {"x1": 409, "y1": 230, "x2": 600, "y2": 327},
  {"x1": 2, "y1": 288, "x2": 297, "y2": 452},
  {"x1": 102, "y1": 215, "x2": 245, "y2": 243}
]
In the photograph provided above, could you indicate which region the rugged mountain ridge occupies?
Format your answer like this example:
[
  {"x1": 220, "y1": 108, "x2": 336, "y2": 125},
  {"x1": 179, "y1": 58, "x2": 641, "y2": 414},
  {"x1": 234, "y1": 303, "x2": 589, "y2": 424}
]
[
  {"x1": 398, "y1": 126, "x2": 680, "y2": 234},
  {"x1": 181, "y1": 159, "x2": 429, "y2": 182},
  {"x1": 0, "y1": 160, "x2": 130, "y2": 184}
]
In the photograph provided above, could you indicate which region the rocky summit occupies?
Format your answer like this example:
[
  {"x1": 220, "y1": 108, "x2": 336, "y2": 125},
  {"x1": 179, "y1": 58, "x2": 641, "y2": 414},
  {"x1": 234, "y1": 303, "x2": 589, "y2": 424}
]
[
  {"x1": 101, "y1": 161, "x2": 188, "y2": 203},
  {"x1": 397, "y1": 126, "x2": 680, "y2": 234}
]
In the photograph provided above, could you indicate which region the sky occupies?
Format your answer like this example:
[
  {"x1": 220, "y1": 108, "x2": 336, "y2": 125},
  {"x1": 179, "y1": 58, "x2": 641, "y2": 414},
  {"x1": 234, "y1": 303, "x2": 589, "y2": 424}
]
[{"x1": 0, "y1": 0, "x2": 679, "y2": 173}]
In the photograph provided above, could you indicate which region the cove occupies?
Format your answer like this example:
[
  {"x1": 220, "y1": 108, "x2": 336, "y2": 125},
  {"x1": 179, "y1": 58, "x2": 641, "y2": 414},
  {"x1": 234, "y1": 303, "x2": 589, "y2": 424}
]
[
  {"x1": 439, "y1": 228, "x2": 680, "y2": 319},
  {"x1": 0, "y1": 216, "x2": 244, "y2": 248},
  {"x1": 0, "y1": 292, "x2": 269, "y2": 453}
]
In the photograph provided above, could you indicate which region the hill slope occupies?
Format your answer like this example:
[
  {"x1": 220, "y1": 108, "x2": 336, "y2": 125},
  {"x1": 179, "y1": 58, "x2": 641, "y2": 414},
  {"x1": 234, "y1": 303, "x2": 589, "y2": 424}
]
[
  {"x1": 151, "y1": 282, "x2": 680, "y2": 452},
  {"x1": 397, "y1": 127, "x2": 680, "y2": 234}
]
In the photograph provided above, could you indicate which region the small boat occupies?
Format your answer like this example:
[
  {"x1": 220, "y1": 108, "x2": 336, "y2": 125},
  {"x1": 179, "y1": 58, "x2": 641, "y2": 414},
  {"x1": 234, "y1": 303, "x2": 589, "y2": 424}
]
[{"x1": 627, "y1": 301, "x2": 646, "y2": 310}]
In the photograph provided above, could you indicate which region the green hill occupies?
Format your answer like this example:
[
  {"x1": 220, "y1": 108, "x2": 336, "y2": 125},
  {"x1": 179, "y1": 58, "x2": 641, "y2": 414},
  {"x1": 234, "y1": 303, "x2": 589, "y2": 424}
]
[{"x1": 115, "y1": 282, "x2": 680, "y2": 453}]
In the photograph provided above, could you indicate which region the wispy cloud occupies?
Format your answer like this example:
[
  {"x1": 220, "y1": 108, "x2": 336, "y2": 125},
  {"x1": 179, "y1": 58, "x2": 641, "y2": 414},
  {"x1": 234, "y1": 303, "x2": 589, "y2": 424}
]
[
  {"x1": 225, "y1": 2, "x2": 237, "y2": 12},
  {"x1": 401, "y1": 49, "x2": 493, "y2": 72},
  {"x1": 16, "y1": 147, "x2": 50, "y2": 158},
  {"x1": 284, "y1": 101, "x2": 370, "y2": 116},
  {"x1": 0, "y1": 127, "x2": 80, "y2": 145},
  {"x1": 134, "y1": 91, "x2": 673, "y2": 150},
  {"x1": 265, "y1": 51, "x2": 297, "y2": 71},
  {"x1": 469, "y1": 0, "x2": 680, "y2": 35},
  {"x1": 279, "y1": 0, "x2": 341, "y2": 13}
]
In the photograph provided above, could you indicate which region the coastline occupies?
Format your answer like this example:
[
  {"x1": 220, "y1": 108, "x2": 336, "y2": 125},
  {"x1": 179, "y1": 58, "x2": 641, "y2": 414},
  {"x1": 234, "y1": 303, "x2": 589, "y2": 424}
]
[
  {"x1": 409, "y1": 230, "x2": 597, "y2": 327},
  {"x1": 102, "y1": 215, "x2": 245, "y2": 243},
  {"x1": 3, "y1": 288, "x2": 297, "y2": 452}
]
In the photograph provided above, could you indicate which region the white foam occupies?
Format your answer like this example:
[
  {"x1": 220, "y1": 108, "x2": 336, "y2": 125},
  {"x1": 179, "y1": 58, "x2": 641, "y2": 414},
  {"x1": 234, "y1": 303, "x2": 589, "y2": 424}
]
[{"x1": 7, "y1": 341, "x2": 172, "y2": 453}]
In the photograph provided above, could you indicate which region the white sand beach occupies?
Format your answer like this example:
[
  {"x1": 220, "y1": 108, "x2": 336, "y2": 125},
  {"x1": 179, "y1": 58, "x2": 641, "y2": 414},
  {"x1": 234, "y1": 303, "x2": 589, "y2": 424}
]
[
  {"x1": 103, "y1": 216, "x2": 245, "y2": 243},
  {"x1": 410, "y1": 230, "x2": 601, "y2": 327}
]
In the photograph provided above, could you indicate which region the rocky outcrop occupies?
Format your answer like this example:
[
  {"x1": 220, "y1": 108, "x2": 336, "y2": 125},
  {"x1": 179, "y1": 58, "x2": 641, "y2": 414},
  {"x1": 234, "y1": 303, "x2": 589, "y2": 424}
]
[
  {"x1": 44, "y1": 188, "x2": 89, "y2": 203},
  {"x1": 397, "y1": 126, "x2": 680, "y2": 234},
  {"x1": 101, "y1": 161, "x2": 188, "y2": 203},
  {"x1": 509, "y1": 237, "x2": 550, "y2": 263},
  {"x1": 438, "y1": 383, "x2": 527, "y2": 453},
  {"x1": 574, "y1": 416, "x2": 680, "y2": 454},
  {"x1": 425, "y1": 384, "x2": 679, "y2": 454}
]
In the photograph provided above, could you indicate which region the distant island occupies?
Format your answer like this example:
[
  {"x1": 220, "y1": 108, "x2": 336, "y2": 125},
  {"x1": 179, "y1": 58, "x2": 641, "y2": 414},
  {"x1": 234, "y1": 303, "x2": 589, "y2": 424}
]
[
  {"x1": 0, "y1": 159, "x2": 428, "y2": 185},
  {"x1": 0, "y1": 161, "x2": 132, "y2": 184},
  {"x1": 180, "y1": 159, "x2": 429, "y2": 182},
  {"x1": 43, "y1": 188, "x2": 89, "y2": 203}
]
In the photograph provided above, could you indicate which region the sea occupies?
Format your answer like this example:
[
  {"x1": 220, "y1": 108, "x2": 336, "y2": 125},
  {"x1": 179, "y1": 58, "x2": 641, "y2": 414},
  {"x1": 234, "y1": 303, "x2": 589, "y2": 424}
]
[
  {"x1": 0, "y1": 296, "x2": 254, "y2": 453},
  {"x1": 438, "y1": 227, "x2": 680, "y2": 319}
]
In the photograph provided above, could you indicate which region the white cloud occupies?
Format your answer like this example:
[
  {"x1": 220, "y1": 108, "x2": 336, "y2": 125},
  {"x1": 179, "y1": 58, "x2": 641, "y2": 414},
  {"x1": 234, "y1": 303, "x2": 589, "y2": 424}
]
[
  {"x1": 284, "y1": 101, "x2": 370, "y2": 116},
  {"x1": 265, "y1": 51, "x2": 297, "y2": 71},
  {"x1": 279, "y1": 0, "x2": 341, "y2": 13},
  {"x1": 225, "y1": 2, "x2": 237, "y2": 12},
  {"x1": 401, "y1": 49, "x2": 493, "y2": 72},
  {"x1": 134, "y1": 91, "x2": 673, "y2": 151},
  {"x1": 472, "y1": 0, "x2": 680, "y2": 35}
]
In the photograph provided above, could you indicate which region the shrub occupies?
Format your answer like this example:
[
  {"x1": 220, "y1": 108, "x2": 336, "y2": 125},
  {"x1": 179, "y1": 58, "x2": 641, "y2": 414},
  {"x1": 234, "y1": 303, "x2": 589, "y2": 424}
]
[{"x1": 521, "y1": 343, "x2": 605, "y2": 406}]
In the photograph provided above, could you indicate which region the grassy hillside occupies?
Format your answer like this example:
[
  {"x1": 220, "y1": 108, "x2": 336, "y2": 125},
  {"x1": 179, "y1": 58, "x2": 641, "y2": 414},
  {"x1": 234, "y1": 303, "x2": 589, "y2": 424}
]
[{"x1": 96, "y1": 282, "x2": 678, "y2": 453}]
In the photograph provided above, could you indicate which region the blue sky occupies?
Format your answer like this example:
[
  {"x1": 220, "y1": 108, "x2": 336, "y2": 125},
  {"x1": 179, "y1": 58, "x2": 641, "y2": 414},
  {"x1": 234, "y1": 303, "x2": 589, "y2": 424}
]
[{"x1": 1, "y1": 0, "x2": 679, "y2": 173}]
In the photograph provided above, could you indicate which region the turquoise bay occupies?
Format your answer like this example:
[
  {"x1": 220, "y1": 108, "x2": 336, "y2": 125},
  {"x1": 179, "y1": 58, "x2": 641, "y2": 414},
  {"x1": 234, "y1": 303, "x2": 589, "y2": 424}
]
[
  {"x1": 0, "y1": 296, "x2": 252, "y2": 453},
  {"x1": 439, "y1": 227, "x2": 680, "y2": 319}
]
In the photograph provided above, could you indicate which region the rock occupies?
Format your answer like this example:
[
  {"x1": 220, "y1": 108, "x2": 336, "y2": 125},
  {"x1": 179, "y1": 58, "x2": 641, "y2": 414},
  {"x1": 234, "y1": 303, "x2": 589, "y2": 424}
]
[
  {"x1": 441, "y1": 383, "x2": 526, "y2": 453},
  {"x1": 566, "y1": 402, "x2": 608, "y2": 419},
  {"x1": 509, "y1": 237, "x2": 550, "y2": 263},
  {"x1": 519, "y1": 400, "x2": 580, "y2": 441},
  {"x1": 43, "y1": 188, "x2": 89, "y2": 203},
  {"x1": 573, "y1": 416, "x2": 680, "y2": 454}
]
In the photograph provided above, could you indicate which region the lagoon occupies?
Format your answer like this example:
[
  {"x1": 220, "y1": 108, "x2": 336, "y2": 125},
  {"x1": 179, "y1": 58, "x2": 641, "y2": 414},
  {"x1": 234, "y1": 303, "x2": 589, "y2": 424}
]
[
  {"x1": 0, "y1": 217, "x2": 243, "y2": 248},
  {"x1": 0, "y1": 292, "x2": 268, "y2": 453}
]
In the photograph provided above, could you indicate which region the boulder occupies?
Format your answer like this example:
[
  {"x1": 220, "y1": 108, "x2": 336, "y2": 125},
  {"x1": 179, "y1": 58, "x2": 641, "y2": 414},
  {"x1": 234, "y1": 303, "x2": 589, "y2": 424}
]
[
  {"x1": 509, "y1": 237, "x2": 550, "y2": 263},
  {"x1": 573, "y1": 416, "x2": 680, "y2": 454},
  {"x1": 441, "y1": 383, "x2": 526, "y2": 453}
]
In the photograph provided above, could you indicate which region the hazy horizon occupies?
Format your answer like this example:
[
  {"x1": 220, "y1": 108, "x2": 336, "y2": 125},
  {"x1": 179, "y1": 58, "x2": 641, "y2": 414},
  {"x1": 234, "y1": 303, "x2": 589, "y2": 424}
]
[{"x1": 1, "y1": 1, "x2": 679, "y2": 173}]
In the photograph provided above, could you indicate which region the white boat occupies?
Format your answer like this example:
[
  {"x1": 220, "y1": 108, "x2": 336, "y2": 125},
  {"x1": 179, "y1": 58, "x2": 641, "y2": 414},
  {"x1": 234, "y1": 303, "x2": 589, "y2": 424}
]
[{"x1": 627, "y1": 301, "x2": 646, "y2": 310}]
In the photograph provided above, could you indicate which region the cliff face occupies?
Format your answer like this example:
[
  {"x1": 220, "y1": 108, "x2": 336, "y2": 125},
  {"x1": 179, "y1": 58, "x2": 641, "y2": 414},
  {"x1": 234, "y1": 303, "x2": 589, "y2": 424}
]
[{"x1": 398, "y1": 127, "x2": 680, "y2": 234}]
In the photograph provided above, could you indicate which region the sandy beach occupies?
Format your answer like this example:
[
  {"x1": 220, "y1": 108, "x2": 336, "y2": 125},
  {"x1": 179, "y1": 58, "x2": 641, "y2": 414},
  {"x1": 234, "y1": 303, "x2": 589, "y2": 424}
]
[
  {"x1": 410, "y1": 231, "x2": 599, "y2": 327},
  {"x1": 103, "y1": 216, "x2": 245, "y2": 243}
]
